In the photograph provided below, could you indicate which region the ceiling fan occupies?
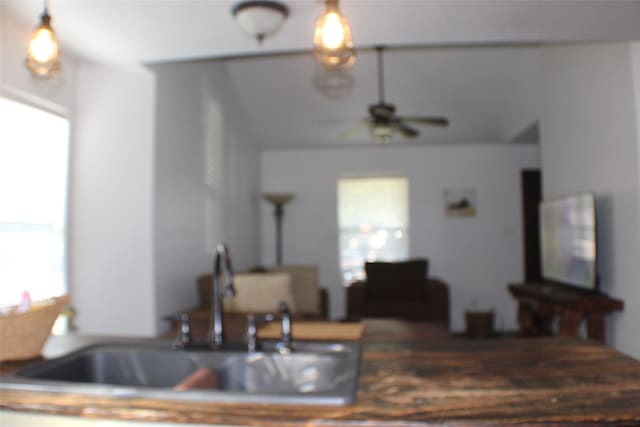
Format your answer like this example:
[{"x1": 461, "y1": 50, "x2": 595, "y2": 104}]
[{"x1": 328, "y1": 46, "x2": 449, "y2": 144}]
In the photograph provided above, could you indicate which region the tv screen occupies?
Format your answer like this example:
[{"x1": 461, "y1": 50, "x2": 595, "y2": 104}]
[{"x1": 540, "y1": 193, "x2": 597, "y2": 291}]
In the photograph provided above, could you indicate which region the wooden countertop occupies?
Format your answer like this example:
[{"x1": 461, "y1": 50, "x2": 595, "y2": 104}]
[{"x1": 1, "y1": 320, "x2": 639, "y2": 426}]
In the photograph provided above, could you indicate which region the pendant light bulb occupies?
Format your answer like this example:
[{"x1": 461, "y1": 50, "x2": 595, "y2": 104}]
[
  {"x1": 29, "y1": 25, "x2": 57, "y2": 63},
  {"x1": 320, "y1": 12, "x2": 345, "y2": 49},
  {"x1": 26, "y1": 4, "x2": 61, "y2": 78},
  {"x1": 313, "y1": 0, "x2": 355, "y2": 69}
]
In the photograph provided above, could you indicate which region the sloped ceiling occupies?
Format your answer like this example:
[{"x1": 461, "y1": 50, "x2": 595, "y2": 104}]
[{"x1": 224, "y1": 46, "x2": 541, "y2": 147}]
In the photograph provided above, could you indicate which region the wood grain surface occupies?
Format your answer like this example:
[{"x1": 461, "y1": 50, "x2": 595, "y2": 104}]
[
  {"x1": 1, "y1": 321, "x2": 639, "y2": 426},
  {"x1": 257, "y1": 321, "x2": 364, "y2": 340}
]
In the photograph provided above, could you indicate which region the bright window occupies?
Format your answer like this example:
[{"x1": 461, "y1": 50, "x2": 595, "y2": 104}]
[
  {"x1": 337, "y1": 176, "x2": 409, "y2": 285},
  {"x1": 0, "y1": 97, "x2": 69, "y2": 307}
]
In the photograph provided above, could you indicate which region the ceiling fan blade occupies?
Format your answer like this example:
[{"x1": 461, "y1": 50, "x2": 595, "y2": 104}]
[
  {"x1": 393, "y1": 122, "x2": 420, "y2": 138},
  {"x1": 401, "y1": 116, "x2": 449, "y2": 127}
]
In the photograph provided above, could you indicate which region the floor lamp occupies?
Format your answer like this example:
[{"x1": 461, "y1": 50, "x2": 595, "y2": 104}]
[{"x1": 262, "y1": 193, "x2": 295, "y2": 265}]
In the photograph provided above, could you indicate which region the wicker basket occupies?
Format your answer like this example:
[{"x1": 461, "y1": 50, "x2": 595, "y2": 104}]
[{"x1": 0, "y1": 295, "x2": 69, "y2": 362}]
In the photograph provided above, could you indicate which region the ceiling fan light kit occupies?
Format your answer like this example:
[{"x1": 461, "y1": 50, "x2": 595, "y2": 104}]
[
  {"x1": 26, "y1": 0, "x2": 61, "y2": 78},
  {"x1": 313, "y1": 0, "x2": 356, "y2": 69},
  {"x1": 232, "y1": 0, "x2": 289, "y2": 44},
  {"x1": 372, "y1": 122, "x2": 393, "y2": 145}
]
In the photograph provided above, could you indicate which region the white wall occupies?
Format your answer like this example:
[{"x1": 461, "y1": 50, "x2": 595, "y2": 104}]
[
  {"x1": 2, "y1": 6, "x2": 261, "y2": 335},
  {"x1": 70, "y1": 61, "x2": 157, "y2": 336},
  {"x1": 539, "y1": 43, "x2": 640, "y2": 359},
  {"x1": 633, "y1": 43, "x2": 640, "y2": 215},
  {"x1": 261, "y1": 144, "x2": 540, "y2": 329},
  {"x1": 2, "y1": 10, "x2": 158, "y2": 336},
  {"x1": 152, "y1": 61, "x2": 260, "y2": 332}
]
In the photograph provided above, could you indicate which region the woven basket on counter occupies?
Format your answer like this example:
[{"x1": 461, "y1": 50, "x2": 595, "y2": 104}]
[{"x1": 0, "y1": 295, "x2": 69, "y2": 362}]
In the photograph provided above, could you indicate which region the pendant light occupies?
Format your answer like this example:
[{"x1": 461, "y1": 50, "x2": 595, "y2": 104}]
[
  {"x1": 313, "y1": 0, "x2": 355, "y2": 69},
  {"x1": 26, "y1": 0, "x2": 61, "y2": 78}
]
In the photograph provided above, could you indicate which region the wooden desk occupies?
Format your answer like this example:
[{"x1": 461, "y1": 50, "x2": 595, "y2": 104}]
[{"x1": 508, "y1": 282, "x2": 624, "y2": 342}]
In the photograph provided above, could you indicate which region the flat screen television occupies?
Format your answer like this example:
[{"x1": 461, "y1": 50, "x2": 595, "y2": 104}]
[{"x1": 539, "y1": 193, "x2": 598, "y2": 291}]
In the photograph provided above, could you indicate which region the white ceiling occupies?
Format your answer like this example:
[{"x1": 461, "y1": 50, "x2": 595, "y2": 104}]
[
  {"x1": 4, "y1": 0, "x2": 640, "y2": 63},
  {"x1": 3, "y1": 1, "x2": 640, "y2": 148}
]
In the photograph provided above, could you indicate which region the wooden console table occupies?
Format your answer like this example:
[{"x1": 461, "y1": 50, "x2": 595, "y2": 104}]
[{"x1": 508, "y1": 283, "x2": 623, "y2": 342}]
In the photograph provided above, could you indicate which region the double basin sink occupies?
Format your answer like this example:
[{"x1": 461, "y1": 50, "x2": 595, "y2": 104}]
[{"x1": 2, "y1": 340, "x2": 361, "y2": 405}]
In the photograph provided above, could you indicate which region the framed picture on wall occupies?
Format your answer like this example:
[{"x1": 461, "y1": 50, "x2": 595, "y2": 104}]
[{"x1": 444, "y1": 188, "x2": 477, "y2": 218}]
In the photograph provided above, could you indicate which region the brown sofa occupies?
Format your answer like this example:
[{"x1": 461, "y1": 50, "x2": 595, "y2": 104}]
[{"x1": 346, "y1": 259, "x2": 450, "y2": 327}]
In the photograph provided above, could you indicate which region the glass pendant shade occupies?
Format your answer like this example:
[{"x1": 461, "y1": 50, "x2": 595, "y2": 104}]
[
  {"x1": 26, "y1": 9, "x2": 60, "y2": 77},
  {"x1": 313, "y1": 2, "x2": 355, "y2": 69}
]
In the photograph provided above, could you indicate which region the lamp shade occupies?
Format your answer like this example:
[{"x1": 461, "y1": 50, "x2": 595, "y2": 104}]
[
  {"x1": 263, "y1": 193, "x2": 295, "y2": 205},
  {"x1": 232, "y1": 1, "x2": 289, "y2": 43}
]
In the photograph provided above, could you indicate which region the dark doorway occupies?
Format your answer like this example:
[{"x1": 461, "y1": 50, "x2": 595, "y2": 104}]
[{"x1": 521, "y1": 170, "x2": 542, "y2": 282}]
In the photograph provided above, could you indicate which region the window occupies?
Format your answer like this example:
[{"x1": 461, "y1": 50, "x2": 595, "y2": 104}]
[
  {"x1": 0, "y1": 97, "x2": 69, "y2": 307},
  {"x1": 337, "y1": 176, "x2": 409, "y2": 285}
]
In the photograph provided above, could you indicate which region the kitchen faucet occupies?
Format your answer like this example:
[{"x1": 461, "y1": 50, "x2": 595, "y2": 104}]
[
  {"x1": 208, "y1": 243, "x2": 235, "y2": 348},
  {"x1": 246, "y1": 302, "x2": 293, "y2": 354},
  {"x1": 275, "y1": 301, "x2": 293, "y2": 354}
]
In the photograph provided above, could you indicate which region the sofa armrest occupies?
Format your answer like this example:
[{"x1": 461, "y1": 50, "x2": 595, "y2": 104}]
[
  {"x1": 425, "y1": 277, "x2": 450, "y2": 327},
  {"x1": 346, "y1": 281, "x2": 367, "y2": 321}
]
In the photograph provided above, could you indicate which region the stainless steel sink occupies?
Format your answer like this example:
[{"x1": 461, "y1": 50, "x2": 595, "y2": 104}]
[{"x1": 1, "y1": 341, "x2": 361, "y2": 405}]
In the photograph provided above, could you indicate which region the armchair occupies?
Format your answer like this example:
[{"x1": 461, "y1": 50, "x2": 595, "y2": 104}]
[{"x1": 346, "y1": 259, "x2": 450, "y2": 327}]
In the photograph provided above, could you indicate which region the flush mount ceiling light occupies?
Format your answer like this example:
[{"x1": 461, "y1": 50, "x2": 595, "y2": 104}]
[
  {"x1": 26, "y1": 0, "x2": 61, "y2": 78},
  {"x1": 232, "y1": 1, "x2": 289, "y2": 44},
  {"x1": 313, "y1": 0, "x2": 355, "y2": 69}
]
